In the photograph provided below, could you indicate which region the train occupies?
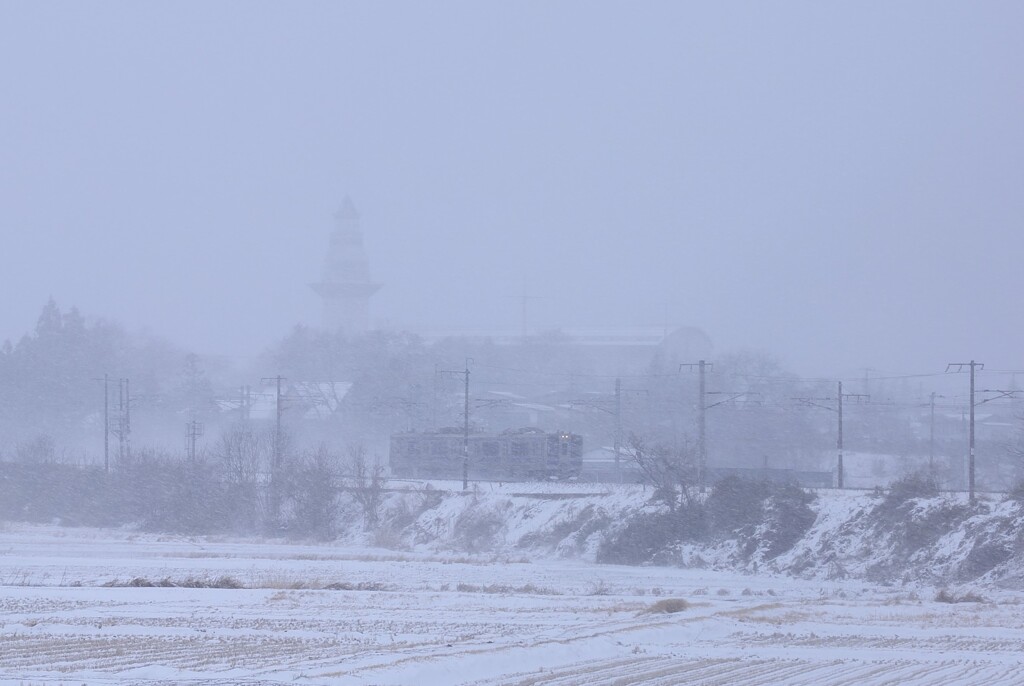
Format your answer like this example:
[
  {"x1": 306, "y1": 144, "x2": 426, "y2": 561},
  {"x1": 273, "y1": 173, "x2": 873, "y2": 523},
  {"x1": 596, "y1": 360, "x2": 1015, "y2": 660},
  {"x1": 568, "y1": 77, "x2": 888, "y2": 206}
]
[{"x1": 389, "y1": 427, "x2": 583, "y2": 481}]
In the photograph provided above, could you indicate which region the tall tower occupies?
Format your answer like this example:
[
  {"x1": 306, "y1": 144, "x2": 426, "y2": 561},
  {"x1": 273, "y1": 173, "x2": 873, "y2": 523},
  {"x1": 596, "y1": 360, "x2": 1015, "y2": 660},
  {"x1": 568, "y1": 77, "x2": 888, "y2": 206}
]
[{"x1": 310, "y1": 196, "x2": 382, "y2": 333}]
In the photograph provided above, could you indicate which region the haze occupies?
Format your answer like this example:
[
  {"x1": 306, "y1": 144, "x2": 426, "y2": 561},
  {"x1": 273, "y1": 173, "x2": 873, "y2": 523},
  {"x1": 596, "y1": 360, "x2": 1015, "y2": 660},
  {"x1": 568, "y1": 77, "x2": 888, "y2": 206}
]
[{"x1": 1, "y1": 2, "x2": 1021, "y2": 376}]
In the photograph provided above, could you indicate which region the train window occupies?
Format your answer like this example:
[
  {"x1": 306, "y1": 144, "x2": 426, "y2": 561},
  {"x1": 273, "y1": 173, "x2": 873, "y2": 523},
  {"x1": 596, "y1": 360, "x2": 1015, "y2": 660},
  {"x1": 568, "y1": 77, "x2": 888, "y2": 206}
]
[
  {"x1": 482, "y1": 441, "x2": 499, "y2": 457},
  {"x1": 407, "y1": 441, "x2": 419, "y2": 455},
  {"x1": 511, "y1": 441, "x2": 526, "y2": 457}
]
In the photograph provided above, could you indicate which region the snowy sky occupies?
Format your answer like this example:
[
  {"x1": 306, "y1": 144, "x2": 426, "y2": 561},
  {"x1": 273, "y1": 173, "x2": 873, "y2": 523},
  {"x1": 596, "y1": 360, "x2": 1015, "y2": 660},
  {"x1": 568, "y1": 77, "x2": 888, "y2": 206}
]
[{"x1": 1, "y1": 2, "x2": 1021, "y2": 376}]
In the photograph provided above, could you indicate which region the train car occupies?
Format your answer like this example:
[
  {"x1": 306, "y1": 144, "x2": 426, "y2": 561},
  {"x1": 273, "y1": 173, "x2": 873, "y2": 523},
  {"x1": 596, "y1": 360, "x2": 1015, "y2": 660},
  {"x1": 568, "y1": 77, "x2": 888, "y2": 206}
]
[{"x1": 389, "y1": 427, "x2": 583, "y2": 481}]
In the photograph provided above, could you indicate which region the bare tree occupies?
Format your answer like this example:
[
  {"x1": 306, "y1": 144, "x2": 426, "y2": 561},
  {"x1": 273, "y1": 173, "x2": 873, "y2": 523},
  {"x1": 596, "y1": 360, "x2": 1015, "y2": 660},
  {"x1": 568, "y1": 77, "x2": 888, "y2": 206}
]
[
  {"x1": 628, "y1": 434, "x2": 699, "y2": 512},
  {"x1": 284, "y1": 443, "x2": 340, "y2": 540},
  {"x1": 215, "y1": 425, "x2": 271, "y2": 531},
  {"x1": 344, "y1": 444, "x2": 387, "y2": 530},
  {"x1": 217, "y1": 425, "x2": 267, "y2": 485}
]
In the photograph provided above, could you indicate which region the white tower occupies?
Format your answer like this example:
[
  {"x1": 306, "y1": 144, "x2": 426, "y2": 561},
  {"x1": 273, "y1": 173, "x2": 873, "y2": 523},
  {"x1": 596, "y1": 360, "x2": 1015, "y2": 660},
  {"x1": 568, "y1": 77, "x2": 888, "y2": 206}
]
[{"x1": 310, "y1": 197, "x2": 382, "y2": 332}]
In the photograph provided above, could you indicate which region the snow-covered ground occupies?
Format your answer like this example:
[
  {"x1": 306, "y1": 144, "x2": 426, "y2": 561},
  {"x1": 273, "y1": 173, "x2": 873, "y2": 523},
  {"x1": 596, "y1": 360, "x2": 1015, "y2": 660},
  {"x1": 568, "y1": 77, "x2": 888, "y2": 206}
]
[{"x1": 2, "y1": 522, "x2": 1023, "y2": 685}]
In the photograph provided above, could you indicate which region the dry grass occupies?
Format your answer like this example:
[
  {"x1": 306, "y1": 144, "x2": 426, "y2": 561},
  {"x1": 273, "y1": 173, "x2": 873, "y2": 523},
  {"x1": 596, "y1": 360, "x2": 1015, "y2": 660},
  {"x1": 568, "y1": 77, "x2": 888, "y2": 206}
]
[
  {"x1": 454, "y1": 582, "x2": 561, "y2": 595},
  {"x1": 102, "y1": 575, "x2": 244, "y2": 589},
  {"x1": 935, "y1": 588, "x2": 986, "y2": 604},
  {"x1": 99, "y1": 575, "x2": 394, "y2": 591},
  {"x1": 641, "y1": 598, "x2": 690, "y2": 615}
]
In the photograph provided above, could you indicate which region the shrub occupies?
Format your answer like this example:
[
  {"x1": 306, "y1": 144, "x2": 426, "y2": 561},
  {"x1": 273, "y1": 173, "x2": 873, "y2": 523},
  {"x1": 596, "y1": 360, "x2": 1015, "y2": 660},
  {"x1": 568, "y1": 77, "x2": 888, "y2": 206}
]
[
  {"x1": 958, "y1": 541, "x2": 1012, "y2": 581},
  {"x1": 706, "y1": 476, "x2": 816, "y2": 560},
  {"x1": 453, "y1": 506, "x2": 505, "y2": 552},
  {"x1": 707, "y1": 476, "x2": 771, "y2": 536},
  {"x1": 760, "y1": 483, "x2": 817, "y2": 559},
  {"x1": 281, "y1": 449, "x2": 340, "y2": 541},
  {"x1": 1005, "y1": 480, "x2": 1024, "y2": 502},
  {"x1": 883, "y1": 471, "x2": 941, "y2": 509},
  {"x1": 596, "y1": 504, "x2": 708, "y2": 565}
]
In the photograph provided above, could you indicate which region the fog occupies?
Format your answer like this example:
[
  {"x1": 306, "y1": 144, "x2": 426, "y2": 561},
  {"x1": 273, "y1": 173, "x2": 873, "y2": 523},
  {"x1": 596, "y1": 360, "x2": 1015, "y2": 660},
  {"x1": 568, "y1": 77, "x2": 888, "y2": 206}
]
[
  {"x1": 2, "y1": 1, "x2": 1022, "y2": 377},
  {"x1": 5, "y1": 9, "x2": 1024, "y2": 682}
]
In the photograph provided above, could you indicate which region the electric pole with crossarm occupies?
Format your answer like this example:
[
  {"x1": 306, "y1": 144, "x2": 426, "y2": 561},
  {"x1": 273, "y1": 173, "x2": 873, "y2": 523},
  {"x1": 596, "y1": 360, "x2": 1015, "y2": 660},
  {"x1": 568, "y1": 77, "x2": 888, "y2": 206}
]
[
  {"x1": 946, "y1": 361, "x2": 982, "y2": 502},
  {"x1": 793, "y1": 381, "x2": 868, "y2": 488},
  {"x1": 680, "y1": 361, "x2": 711, "y2": 489},
  {"x1": 437, "y1": 360, "x2": 472, "y2": 489}
]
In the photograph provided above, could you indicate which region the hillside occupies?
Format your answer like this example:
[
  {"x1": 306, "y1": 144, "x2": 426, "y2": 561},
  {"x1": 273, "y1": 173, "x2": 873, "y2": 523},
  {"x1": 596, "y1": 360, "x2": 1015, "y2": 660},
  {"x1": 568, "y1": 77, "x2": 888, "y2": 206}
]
[{"x1": 347, "y1": 480, "x2": 1024, "y2": 590}]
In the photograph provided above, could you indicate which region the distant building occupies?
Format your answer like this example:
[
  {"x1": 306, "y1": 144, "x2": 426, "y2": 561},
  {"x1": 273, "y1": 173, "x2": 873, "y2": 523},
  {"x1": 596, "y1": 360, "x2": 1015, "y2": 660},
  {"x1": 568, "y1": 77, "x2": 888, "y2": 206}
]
[
  {"x1": 419, "y1": 326, "x2": 714, "y2": 376},
  {"x1": 310, "y1": 196, "x2": 381, "y2": 333}
]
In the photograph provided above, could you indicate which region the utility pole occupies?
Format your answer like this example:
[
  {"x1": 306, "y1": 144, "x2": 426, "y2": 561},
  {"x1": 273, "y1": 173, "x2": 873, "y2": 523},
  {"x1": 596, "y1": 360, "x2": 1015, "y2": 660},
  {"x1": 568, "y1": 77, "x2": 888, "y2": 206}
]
[
  {"x1": 947, "y1": 361, "x2": 983, "y2": 502},
  {"x1": 569, "y1": 378, "x2": 646, "y2": 483},
  {"x1": 124, "y1": 378, "x2": 131, "y2": 460},
  {"x1": 111, "y1": 377, "x2": 132, "y2": 463},
  {"x1": 614, "y1": 378, "x2": 622, "y2": 482},
  {"x1": 260, "y1": 375, "x2": 287, "y2": 525},
  {"x1": 186, "y1": 419, "x2": 204, "y2": 461},
  {"x1": 681, "y1": 361, "x2": 712, "y2": 489},
  {"x1": 239, "y1": 385, "x2": 251, "y2": 423},
  {"x1": 505, "y1": 290, "x2": 545, "y2": 339},
  {"x1": 116, "y1": 380, "x2": 124, "y2": 462},
  {"x1": 92, "y1": 375, "x2": 110, "y2": 472},
  {"x1": 464, "y1": 362, "x2": 470, "y2": 489},
  {"x1": 432, "y1": 364, "x2": 439, "y2": 430},
  {"x1": 104, "y1": 374, "x2": 109, "y2": 471},
  {"x1": 929, "y1": 392, "x2": 944, "y2": 472},
  {"x1": 793, "y1": 382, "x2": 867, "y2": 489},
  {"x1": 438, "y1": 360, "x2": 472, "y2": 489},
  {"x1": 970, "y1": 385, "x2": 1022, "y2": 496},
  {"x1": 699, "y1": 361, "x2": 706, "y2": 487},
  {"x1": 262, "y1": 376, "x2": 286, "y2": 469},
  {"x1": 838, "y1": 381, "x2": 844, "y2": 490},
  {"x1": 835, "y1": 381, "x2": 869, "y2": 488}
]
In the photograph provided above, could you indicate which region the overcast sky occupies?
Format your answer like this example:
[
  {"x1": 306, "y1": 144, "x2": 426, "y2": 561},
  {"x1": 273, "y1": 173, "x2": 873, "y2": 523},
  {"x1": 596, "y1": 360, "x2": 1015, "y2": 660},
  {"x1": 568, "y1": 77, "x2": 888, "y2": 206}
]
[{"x1": 1, "y1": 2, "x2": 1021, "y2": 376}]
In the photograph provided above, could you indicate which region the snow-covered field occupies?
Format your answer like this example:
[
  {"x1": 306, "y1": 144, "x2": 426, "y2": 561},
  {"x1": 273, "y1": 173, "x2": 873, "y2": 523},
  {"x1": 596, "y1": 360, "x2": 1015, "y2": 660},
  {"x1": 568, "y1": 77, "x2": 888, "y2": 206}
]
[{"x1": 2, "y1": 523, "x2": 1023, "y2": 685}]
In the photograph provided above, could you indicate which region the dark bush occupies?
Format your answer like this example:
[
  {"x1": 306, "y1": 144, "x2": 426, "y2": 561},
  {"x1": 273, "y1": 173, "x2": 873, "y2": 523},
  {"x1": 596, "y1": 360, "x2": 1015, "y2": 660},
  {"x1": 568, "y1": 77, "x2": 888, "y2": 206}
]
[
  {"x1": 706, "y1": 476, "x2": 816, "y2": 559},
  {"x1": 1005, "y1": 480, "x2": 1024, "y2": 502},
  {"x1": 865, "y1": 474, "x2": 972, "y2": 581},
  {"x1": 958, "y1": 540, "x2": 1012, "y2": 581},
  {"x1": 453, "y1": 505, "x2": 505, "y2": 552},
  {"x1": 0, "y1": 461, "x2": 115, "y2": 527},
  {"x1": 707, "y1": 475, "x2": 771, "y2": 536},
  {"x1": 760, "y1": 482, "x2": 817, "y2": 559},
  {"x1": 280, "y1": 454, "x2": 340, "y2": 540},
  {"x1": 883, "y1": 470, "x2": 941, "y2": 509},
  {"x1": 596, "y1": 503, "x2": 707, "y2": 565},
  {"x1": 0, "y1": 457, "x2": 244, "y2": 534}
]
